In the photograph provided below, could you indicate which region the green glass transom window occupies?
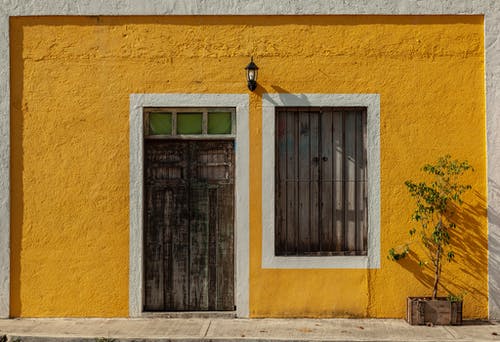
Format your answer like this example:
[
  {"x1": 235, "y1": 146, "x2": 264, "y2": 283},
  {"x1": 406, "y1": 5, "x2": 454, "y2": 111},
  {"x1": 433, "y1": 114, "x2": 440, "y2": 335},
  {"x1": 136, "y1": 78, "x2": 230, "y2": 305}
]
[
  {"x1": 149, "y1": 113, "x2": 172, "y2": 135},
  {"x1": 145, "y1": 108, "x2": 234, "y2": 137},
  {"x1": 177, "y1": 113, "x2": 203, "y2": 134},
  {"x1": 208, "y1": 112, "x2": 232, "y2": 134}
]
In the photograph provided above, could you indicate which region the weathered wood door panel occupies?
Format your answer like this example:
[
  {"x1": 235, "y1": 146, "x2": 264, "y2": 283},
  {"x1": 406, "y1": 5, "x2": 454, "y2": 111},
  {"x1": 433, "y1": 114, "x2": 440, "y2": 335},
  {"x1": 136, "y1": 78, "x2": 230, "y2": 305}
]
[{"x1": 144, "y1": 140, "x2": 234, "y2": 311}]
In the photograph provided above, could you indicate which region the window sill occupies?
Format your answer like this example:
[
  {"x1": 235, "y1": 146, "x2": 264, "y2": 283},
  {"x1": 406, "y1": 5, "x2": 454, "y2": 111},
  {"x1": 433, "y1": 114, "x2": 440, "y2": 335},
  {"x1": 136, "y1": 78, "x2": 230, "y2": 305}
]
[{"x1": 262, "y1": 254, "x2": 377, "y2": 269}]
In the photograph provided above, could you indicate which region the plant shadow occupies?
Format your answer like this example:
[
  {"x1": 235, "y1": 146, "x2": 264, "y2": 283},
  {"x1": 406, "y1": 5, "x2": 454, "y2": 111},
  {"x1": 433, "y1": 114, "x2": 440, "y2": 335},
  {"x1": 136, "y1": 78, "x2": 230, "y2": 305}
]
[{"x1": 394, "y1": 189, "x2": 487, "y2": 304}]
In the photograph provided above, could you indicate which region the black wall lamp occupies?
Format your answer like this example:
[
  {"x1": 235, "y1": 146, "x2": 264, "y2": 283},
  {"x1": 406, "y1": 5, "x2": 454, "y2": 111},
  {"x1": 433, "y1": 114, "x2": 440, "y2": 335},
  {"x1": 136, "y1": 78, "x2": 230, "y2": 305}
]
[{"x1": 245, "y1": 57, "x2": 258, "y2": 91}]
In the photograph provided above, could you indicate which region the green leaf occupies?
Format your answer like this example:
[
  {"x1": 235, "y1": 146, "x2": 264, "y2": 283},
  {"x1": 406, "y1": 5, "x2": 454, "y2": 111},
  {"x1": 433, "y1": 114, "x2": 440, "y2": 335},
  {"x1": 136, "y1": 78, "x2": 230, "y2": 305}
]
[
  {"x1": 387, "y1": 246, "x2": 409, "y2": 261},
  {"x1": 447, "y1": 250, "x2": 455, "y2": 262}
]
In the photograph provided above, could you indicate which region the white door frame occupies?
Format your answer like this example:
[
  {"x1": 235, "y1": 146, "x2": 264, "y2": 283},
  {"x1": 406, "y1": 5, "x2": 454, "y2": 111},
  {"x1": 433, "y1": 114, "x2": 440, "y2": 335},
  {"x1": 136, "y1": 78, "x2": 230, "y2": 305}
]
[{"x1": 129, "y1": 94, "x2": 249, "y2": 317}]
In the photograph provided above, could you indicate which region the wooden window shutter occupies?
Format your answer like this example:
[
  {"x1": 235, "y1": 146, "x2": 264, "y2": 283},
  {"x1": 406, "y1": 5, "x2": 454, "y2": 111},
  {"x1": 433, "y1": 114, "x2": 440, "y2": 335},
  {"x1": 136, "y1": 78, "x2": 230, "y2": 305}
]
[{"x1": 275, "y1": 107, "x2": 367, "y2": 256}]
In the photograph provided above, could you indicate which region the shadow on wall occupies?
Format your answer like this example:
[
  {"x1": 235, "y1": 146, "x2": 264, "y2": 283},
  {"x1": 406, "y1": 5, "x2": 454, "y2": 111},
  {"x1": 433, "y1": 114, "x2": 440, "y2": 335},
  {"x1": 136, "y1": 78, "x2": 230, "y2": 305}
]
[
  {"x1": 260, "y1": 85, "x2": 313, "y2": 109},
  {"x1": 445, "y1": 192, "x2": 487, "y2": 301},
  {"x1": 13, "y1": 15, "x2": 482, "y2": 29},
  {"x1": 487, "y1": 180, "x2": 500, "y2": 315},
  {"x1": 9, "y1": 20, "x2": 26, "y2": 317},
  {"x1": 269, "y1": 86, "x2": 312, "y2": 106},
  {"x1": 392, "y1": 190, "x2": 487, "y2": 302}
]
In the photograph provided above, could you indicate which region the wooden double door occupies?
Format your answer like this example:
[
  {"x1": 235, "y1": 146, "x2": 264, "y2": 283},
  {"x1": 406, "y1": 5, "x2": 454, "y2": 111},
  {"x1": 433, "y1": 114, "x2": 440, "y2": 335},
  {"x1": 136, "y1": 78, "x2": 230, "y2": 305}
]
[{"x1": 144, "y1": 140, "x2": 234, "y2": 311}]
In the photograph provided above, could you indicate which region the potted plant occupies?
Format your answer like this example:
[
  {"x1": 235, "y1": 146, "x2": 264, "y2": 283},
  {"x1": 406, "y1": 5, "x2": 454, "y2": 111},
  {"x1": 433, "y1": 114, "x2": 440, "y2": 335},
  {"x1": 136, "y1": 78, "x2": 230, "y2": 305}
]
[{"x1": 388, "y1": 155, "x2": 473, "y2": 325}]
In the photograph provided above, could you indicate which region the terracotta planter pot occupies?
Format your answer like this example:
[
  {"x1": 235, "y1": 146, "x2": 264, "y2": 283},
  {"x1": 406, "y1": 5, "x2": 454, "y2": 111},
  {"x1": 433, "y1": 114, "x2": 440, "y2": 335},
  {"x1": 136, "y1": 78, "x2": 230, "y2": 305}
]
[{"x1": 407, "y1": 297, "x2": 463, "y2": 325}]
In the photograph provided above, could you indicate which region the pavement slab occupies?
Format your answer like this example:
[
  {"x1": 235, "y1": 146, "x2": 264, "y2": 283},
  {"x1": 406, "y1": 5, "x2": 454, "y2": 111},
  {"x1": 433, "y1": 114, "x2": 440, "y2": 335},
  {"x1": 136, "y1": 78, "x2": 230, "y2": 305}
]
[{"x1": 0, "y1": 318, "x2": 498, "y2": 342}]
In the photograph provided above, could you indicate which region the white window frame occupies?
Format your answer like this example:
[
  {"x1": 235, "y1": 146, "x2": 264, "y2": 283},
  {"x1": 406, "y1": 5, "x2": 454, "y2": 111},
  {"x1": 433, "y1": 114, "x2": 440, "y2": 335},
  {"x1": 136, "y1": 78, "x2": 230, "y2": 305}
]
[{"x1": 262, "y1": 94, "x2": 380, "y2": 269}]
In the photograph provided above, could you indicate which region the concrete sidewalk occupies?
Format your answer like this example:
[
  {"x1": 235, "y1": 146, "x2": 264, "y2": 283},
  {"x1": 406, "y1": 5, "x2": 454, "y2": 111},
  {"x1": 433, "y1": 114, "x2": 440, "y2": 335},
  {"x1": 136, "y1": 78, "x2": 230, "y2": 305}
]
[{"x1": 0, "y1": 318, "x2": 499, "y2": 342}]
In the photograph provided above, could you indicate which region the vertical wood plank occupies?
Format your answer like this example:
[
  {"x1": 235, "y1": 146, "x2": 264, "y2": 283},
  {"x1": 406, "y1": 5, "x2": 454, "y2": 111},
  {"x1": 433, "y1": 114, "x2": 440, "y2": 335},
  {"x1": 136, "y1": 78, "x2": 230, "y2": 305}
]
[
  {"x1": 320, "y1": 110, "x2": 334, "y2": 252},
  {"x1": 163, "y1": 188, "x2": 173, "y2": 310},
  {"x1": 164, "y1": 142, "x2": 190, "y2": 311},
  {"x1": 309, "y1": 111, "x2": 320, "y2": 252},
  {"x1": 215, "y1": 142, "x2": 235, "y2": 310},
  {"x1": 345, "y1": 111, "x2": 357, "y2": 252},
  {"x1": 333, "y1": 111, "x2": 344, "y2": 251},
  {"x1": 208, "y1": 187, "x2": 217, "y2": 310},
  {"x1": 189, "y1": 142, "x2": 209, "y2": 311},
  {"x1": 216, "y1": 184, "x2": 235, "y2": 310},
  {"x1": 144, "y1": 187, "x2": 165, "y2": 310},
  {"x1": 170, "y1": 184, "x2": 190, "y2": 310},
  {"x1": 362, "y1": 110, "x2": 368, "y2": 252},
  {"x1": 298, "y1": 110, "x2": 311, "y2": 253},
  {"x1": 286, "y1": 110, "x2": 298, "y2": 255},
  {"x1": 188, "y1": 182, "x2": 209, "y2": 310},
  {"x1": 275, "y1": 110, "x2": 288, "y2": 255},
  {"x1": 355, "y1": 111, "x2": 365, "y2": 253}
]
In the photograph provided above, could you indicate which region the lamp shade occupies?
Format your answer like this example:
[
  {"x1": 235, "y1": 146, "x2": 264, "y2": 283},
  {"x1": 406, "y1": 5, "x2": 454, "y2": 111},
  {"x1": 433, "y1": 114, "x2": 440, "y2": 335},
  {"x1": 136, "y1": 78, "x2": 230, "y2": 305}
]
[{"x1": 245, "y1": 57, "x2": 258, "y2": 91}]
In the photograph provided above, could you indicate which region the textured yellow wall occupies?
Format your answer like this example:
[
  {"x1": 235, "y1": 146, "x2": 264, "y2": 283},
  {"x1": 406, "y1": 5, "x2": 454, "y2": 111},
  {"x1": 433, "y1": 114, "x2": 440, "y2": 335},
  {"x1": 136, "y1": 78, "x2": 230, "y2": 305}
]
[{"x1": 10, "y1": 16, "x2": 486, "y2": 318}]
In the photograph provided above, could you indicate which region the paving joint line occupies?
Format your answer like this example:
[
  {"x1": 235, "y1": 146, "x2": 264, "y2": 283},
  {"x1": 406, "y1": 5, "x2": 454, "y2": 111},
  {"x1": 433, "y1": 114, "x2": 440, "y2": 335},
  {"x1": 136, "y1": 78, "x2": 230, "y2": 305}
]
[{"x1": 203, "y1": 319, "x2": 212, "y2": 338}]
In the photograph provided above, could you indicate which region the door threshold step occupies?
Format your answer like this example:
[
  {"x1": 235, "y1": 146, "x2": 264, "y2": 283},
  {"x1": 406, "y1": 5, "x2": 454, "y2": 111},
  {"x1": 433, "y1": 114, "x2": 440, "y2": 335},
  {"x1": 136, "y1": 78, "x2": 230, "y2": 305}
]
[{"x1": 141, "y1": 311, "x2": 237, "y2": 318}]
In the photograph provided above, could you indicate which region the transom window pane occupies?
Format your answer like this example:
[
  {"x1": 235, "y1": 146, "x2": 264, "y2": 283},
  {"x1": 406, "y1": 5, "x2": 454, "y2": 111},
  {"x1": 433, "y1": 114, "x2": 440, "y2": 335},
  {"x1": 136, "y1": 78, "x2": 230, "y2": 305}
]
[
  {"x1": 144, "y1": 108, "x2": 235, "y2": 138},
  {"x1": 208, "y1": 112, "x2": 232, "y2": 134},
  {"x1": 177, "y1": 113, "x2": 203, "y2": 134},
  {"x1": 149, "y1": 113, "x2": 172, "y2": 135}
]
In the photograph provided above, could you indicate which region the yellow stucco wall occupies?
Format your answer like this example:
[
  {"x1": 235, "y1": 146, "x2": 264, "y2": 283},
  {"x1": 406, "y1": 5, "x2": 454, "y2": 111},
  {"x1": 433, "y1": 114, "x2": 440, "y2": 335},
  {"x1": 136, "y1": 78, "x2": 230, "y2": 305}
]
[{"x1": 10, "y1": 16, "x2": 486, "y2": 318}]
